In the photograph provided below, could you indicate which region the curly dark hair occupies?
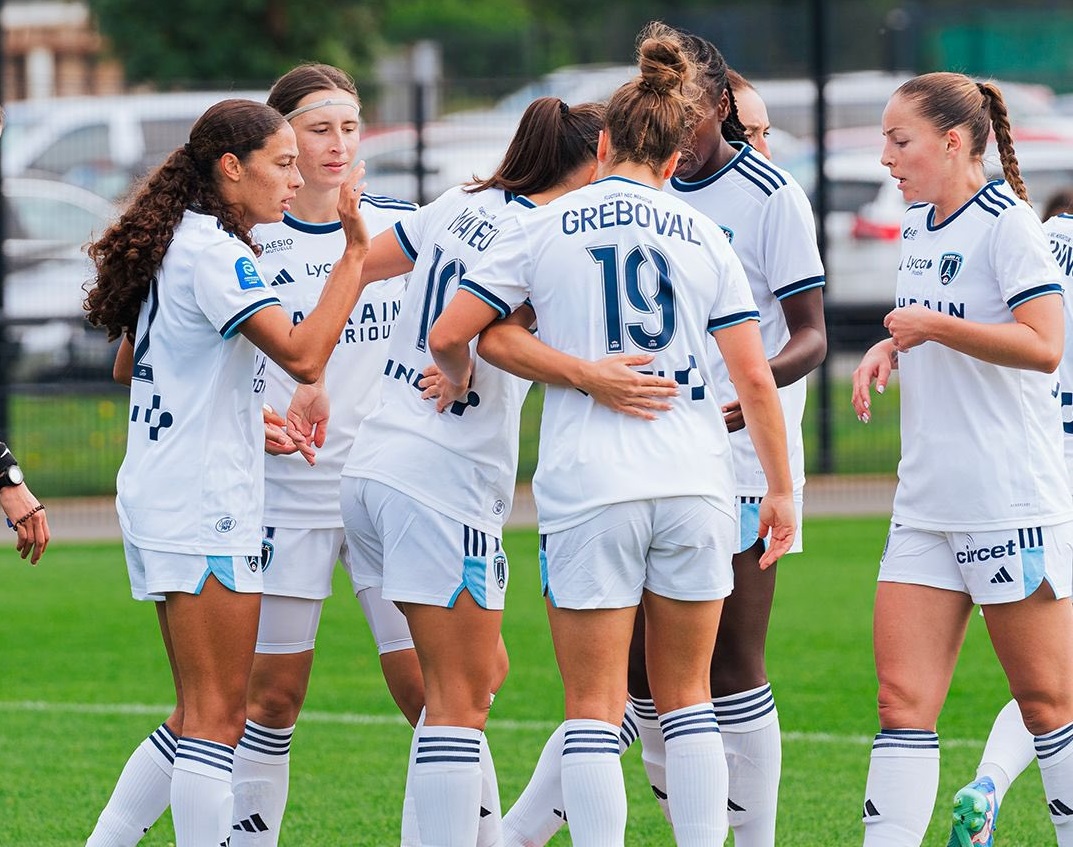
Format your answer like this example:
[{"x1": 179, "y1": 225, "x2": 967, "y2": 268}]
[{"x1": 84, "y1": 99, "x2": 287, "y2": 341}]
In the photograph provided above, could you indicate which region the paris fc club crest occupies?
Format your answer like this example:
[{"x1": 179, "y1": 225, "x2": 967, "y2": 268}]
[
  {"x1": 939, "y1": 252, "x2": 964, "y2": 286},
  {"x1": 493, "y1": 553, "x2": 507, "y2": 590},
  {"x1": 260, "y1": 537, "x2": 275, "y2": 573}
]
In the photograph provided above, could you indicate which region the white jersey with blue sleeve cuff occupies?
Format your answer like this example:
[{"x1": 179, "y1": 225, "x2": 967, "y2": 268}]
[
  {"x1": 341, "y1": 185, "x2": 532, "y2": 536},
  {"x1": 254, "y1": 193, "x2": 417, "y2": 529},
  {"x1": 117, "y1": 210, "x2": 280, "y2": 555},
  {"x1": 668, "y1": 142, "x2": 825, "y2": 497},
  {"x1": 459, "y1": 175, "x2": 760, "y2": 533},
  {"x1": 1045, "y1": 212, "x2": 1073, "y2": 486},
  {"x1": 892, "y1": 181, "x2": 1071, "y2": 531}
]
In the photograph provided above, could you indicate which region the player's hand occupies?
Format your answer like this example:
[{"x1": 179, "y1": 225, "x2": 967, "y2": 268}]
[
  {"x1": 337, "y1": 161, "x2": 370, "y2": 256},
  {"x1": 756, "y1": 492, "x2": 796, "y2": 569},
  {"x1": 851, "y1": 339, "x2": 897, "y2": 423},
  {"x1": 1, "y1": 483, "x2": 49, "y2": 565},
  {"x1": 883, "y1": 304, "x2": 936, "y2": 354},
  {"x1": 419, "y1": 362, "x2": 472, "y2": 413},
  {"x1": 263, "y1": 404, "x2": 316, "y2": 466},
  {"x1": 286, "y1": 384, "x2": 330, "y2": 463},
  {"x1": 577, "y1": 353, "x2": 678, "y2": 420},
  {"x1": 721, "y1": 399, "x2": 744, "y2": 432}
]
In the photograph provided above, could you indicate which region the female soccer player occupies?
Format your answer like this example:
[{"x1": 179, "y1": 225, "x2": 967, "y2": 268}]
[
  {"x1": 852, "y1": 73, "x2": 1073, "y2": 847},
  {"x1": 943, "y1": 195, "x2": 1073, "y2": 847},
  {"x1": 430, "y1": 23, "x2": 797, "y2": 846},
  {"x1": 82, "y1": 99, "x2": 370, "y2": 847},
  {"x1": 225, "y1": 63, "x2": 424, "y2": 847},
  {"x1": 640, "y1": 34, "x2": 824, "y2": 847},
  {"x1": 338, "y1": 95, "x2": 669, "y2": 846},
  {"x1": 727, "y1": 69, "x2": 773, "y2": 160}
]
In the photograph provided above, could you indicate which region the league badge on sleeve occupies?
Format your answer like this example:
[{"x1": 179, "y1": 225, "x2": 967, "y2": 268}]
[
  {"x1": 235, "y1": 257, "x2": 266, "y2": 290},
  {"x1": 939, "y1": 252, "x2": 964, "y2": 286}
]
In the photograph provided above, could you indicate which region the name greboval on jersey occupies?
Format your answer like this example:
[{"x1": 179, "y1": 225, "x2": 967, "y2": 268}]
[{"x1": 459, "y1": 175, "x2": 761, "y2": 533}]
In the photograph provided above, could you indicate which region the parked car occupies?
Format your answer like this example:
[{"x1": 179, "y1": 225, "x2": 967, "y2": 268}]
[
  {"x1": 753, "y1": 71, "x2": 1070, "y2": 141},
  {"x1": 360, "y1": 120, "x2": 518, "y2": 204},
  {"x1": 804, "y1": 140, "x2": 1073, "y2": 303},
  {"x1": 2, "y1": 90, "x2": 267, "y2": 200},
  {"x1": 1, "y1": 178, "x2": 118, "y2": 381}
]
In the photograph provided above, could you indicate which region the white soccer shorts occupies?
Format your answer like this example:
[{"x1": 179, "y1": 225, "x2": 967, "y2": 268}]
[
  {"x1": 540, "y1": 495, "x2": 737, "y2": 609},
  {"x1": 341, "y1": 477, "x2": 509, "y2": 610},
  {"x1": 124, "y1": 537, "x2": 263, "y2": 601},
  {"x1": 878, "y1": 520, "x2": 1073, "y2": 604}
]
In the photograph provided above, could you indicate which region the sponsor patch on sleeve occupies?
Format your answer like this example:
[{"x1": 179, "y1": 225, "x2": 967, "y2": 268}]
[{"x1": 235, "y1": 257, "x2": 266, "y2": 290}]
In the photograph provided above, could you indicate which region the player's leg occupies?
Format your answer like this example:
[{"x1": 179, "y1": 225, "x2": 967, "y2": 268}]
[
  {"x1": 709, "y1": 534, "x2": 781, "y2": 847},
  {"x1": 166, "y1": 566, "x2": 261, "y2": 847},
  {"x1": 981, "y1": 526, "x2": 1073, "y2": 847},
  {"x1": 641, "y1": 496, "x2": 737, "y2": 847},
  {"x1": 503, "y1": 592, "x2": 635, "y2": 847},
  {"x1": 87, "y1": 598, "x2": 182, "y2": 846},
  {"x1": 231, "y1": 525, "x2": 342, "y2": 846},
  {"x1": 404, "y1": 594, "x2": 504, "y2": 847},
  {"x1": 863, "y1": 583, "x2": 970, "y2": 846},
  {"x1": 231, "y1": 598, "x2": 320, "y2": 846},
  {"x1": 358, "y1": 478, "x2": 510, "y2": 846},
  {"x1": 547, "y1": 603, "x2": 637, "y2": 847},
  {"x1": 643, "y1": 591, "x2": 726, "y2": 847},
  {"x1": 540, "y1": 501, "x2": 653, "y2": 847}
]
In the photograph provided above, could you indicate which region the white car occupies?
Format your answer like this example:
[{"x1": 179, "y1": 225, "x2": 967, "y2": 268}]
[
  {"x1": 2, "y1": 178, "x2": 118, "y2": 380},
  {"x1": 360, "y1": 121, "x2": 518, "y2": 204},
  {"x1": 3, "y1": 90, "x2": 268, "y2": 200}
]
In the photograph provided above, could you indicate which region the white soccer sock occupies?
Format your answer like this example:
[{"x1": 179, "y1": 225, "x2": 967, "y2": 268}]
[
  {"x1": 500, "y1": 702, "x2": 639, "y2": 847},
  {"x1": 401, "y1": 708, "x2": 424, "y2": 846},
  {"x1": 171, "y1": 737, "x2": 235, "y2": 847},
  {"x1": 475, "y1": 732, "x2": 503, "y2": 847},
  {"x1": 714, "y1": 684, "x2": 781, "y2": 847},
  {"x1": 977, "y1": 698, "x2": 1034, "y2": 806},
  {"x1": 1036, "y1": 721, "x2": 1073, "y2": 845},
  {"x1": 230, "y1": 720, "x2": 294, "y2": 846},
  {"x1": 560, "y1": 719, "x2": 627, "y2": 847},
  {"x1": 411, "y1": 724, "x2": 484, "y2": 847},
  {"x1": 861, "y1": 729, "x2": 940, "y2": 847},
  {"x1": 501, "y1": 724, "x2": 568, "y2": 847},
  {"x1": 660, "y1": 702, "x2": 728, "y2": 846},
  {"x1": 629, "y1": 695, "x2": 671, "y2": 823},
  {"x1": 86, "y1": 723, "x2": 176, "y2": 846}
]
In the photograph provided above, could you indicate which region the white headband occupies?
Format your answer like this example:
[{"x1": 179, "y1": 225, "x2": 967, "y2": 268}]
[{"x1": 283, "y1": 98, "x2": 360, "y2": 121}]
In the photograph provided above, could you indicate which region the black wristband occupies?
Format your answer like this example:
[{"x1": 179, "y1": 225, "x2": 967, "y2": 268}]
[{"x1": 0, "y1": 442, "x2": 16, "y2": 473}]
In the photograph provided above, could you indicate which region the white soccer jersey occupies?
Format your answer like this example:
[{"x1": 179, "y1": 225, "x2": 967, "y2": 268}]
[
  {"x1": 460, "y1": 175, "x2": 760, "y2": 533},
  {"x1": 891, "y1": 181, "x2": 1072, "y2": 531},
  {"x1": 341, "y1": 185, "x2": 532, "y2": 536},
  {"x1": 253, "y1": 193, "x2": 417, "y2": 528},
  {"x1": 1045, "y1": 212, "x2": 1073, "y2": 484},
  {"x1": 668, "y1": 143, "x2": 825, "y2": 496},
  {"x1": 117, "y1": 210, "x2": 280, "y2": 554}
]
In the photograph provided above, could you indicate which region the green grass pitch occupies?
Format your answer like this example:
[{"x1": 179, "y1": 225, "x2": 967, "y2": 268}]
[{"x1": 0, "y1": 518, "x2": 1056, "y2": 844}]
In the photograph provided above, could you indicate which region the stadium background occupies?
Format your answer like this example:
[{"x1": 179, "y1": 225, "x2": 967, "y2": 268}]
[
  {"x1": 1, "y1": 1, "x2": 1071, "y2": 843},
  {"x1": 7, "y1": 0, "x2": 1067, "y2": 529}
]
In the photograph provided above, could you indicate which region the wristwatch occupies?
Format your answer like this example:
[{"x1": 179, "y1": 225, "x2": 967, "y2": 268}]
[{"x1": 0, "y1": 463, "x2": 23, "y2": 487}]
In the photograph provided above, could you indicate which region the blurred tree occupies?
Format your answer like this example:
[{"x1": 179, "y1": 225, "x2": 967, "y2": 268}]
[
  {"x1": 377, "y1": 0, "x2": 533, "y2": 83},
  {"x1": 87, "y1": 0, "x2": 377, "y2": 87}
]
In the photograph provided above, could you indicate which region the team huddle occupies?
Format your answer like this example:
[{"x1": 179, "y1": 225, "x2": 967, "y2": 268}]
[{"x1": 73, "y1": 18, "x2": 1073, "y2": 847}]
